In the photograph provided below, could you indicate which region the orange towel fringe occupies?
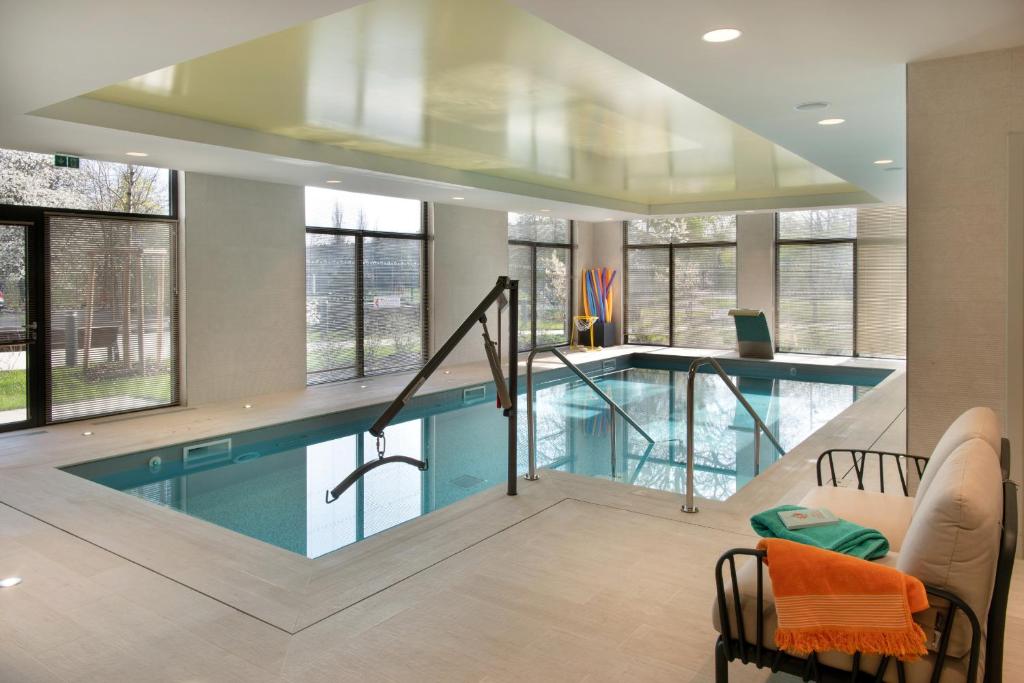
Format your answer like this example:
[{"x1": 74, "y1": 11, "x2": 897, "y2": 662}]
[
  {"x1": 758, "y1": 538, "x2": 929, "y2": 661},
  {"x1": 775, "y1": 627, "x2": 928, "y2": 660}
]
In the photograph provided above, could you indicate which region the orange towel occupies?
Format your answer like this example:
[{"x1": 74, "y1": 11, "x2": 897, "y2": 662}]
[{"x1": 758, "y1": 538, "x2": 929, "y2": 661}]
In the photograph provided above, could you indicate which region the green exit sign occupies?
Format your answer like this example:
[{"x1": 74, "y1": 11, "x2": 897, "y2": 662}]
[{"x1": 53, "y1": 154, "x2": 80, "y2": 169}]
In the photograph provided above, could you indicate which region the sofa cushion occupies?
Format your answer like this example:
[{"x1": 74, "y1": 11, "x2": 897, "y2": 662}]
[
  {"x1": 915, "y1": 407, "x2": 1001, "y2": 512},
  {"x1": 711, "y1": 552, "x2": 972, "y2": 683},
  {"x1": 799, "y1": 487, "x2": 915, "y2": 552},
  {"x1": 898, "y1": 438, "x2": 1002, "y2": 659}
]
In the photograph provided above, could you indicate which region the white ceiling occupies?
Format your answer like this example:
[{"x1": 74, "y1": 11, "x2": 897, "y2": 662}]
[
  {"x1": 512, "y1": 0, "x2": 1024, "y2": 206},
  {"x1": 1, "y1": 0, "x2": 1022, "y2": 219}
]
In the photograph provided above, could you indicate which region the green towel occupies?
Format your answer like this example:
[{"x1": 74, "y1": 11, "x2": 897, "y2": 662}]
[{"x1": 751, "y1": 505, "x2": 889, "y2": 560}]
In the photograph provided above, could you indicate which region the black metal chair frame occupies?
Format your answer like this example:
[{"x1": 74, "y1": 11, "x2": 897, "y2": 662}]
[{"x1": 714, "y1": 440, "x2": 1018, "y2": 683}]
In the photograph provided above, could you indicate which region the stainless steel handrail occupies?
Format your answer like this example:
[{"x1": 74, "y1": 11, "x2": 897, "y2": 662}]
[
  {"x1": 526, "y1": 346, "x2": 654, "y2": 481},
  {"x1": 682, "y1": 356, "x2": 785, "y2": 513}
]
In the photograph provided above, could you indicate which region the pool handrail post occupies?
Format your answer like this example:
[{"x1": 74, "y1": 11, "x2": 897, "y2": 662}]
[
  {"x1": 684, "y1": 362, "x2": 697, "y2": 512},
  {"x1": 525, "y1": 345, "x2": 654, "y2": 481},
  {"x1": 683, "y1": 356, "x2": 784, "y2": 513},
  {"x1": 506, "y1": 278, "x2": 518, "y2": 496}
]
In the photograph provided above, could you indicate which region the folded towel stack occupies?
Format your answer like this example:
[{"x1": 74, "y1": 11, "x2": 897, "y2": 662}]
[{"x1": 751, "y1": 504, "x2": 889, "y2": 560}]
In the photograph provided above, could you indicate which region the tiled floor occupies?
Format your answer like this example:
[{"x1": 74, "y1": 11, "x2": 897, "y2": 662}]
[{"x1": 4, "y1": 348, "x2": 1001, "y2": 682}]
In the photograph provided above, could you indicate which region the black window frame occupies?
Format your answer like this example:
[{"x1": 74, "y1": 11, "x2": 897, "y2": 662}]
[
  {"x1": 0, "y1": 172, "x2": 181, "y2": 430},
  {"x1": 305, "y1": 201, "x2": 430, "y2": 384},
  {"x1": 774, "y1": 212, "x2": 858, "y2": 357},
  {"x1": 508, "y1": 220, "x2": 575, "y2": 351},
  {"x1": 622, "y1": 220, "x2": 738, "y2": 348}
]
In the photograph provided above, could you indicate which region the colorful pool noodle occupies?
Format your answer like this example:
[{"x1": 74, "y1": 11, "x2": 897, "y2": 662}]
[{"x1": 581, "y1": 267, "x2": 617, "y2": 323}]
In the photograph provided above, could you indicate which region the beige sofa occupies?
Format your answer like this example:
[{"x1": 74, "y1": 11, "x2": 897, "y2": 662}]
[{"x1": 711, "y1": 407, "x2": 1017, "y2": 683}]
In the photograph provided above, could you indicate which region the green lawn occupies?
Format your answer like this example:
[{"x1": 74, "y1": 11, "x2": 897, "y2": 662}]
[
  {"x1": 0, "y1": 370, "x2": 26, "y2": 411},
  {"x1": 50, "y1": 366, "x2": 171, "y2": 404},
  {"x1": 0, "y1": 366, "x2": 171, "y2": 414}
]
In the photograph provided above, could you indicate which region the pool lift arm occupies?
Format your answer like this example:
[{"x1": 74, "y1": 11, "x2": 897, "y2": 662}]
[{"x1": 326, "y1": 276, "x2": 518, "y2": 504}]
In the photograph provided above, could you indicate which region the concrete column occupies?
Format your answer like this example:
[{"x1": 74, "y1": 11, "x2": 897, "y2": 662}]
[
  {"x1": 736, "y1": 213, "x2": 776, "y2": 338},
  {"x1": 431, "y1": 203, "x2": 509, "y2": 365}
]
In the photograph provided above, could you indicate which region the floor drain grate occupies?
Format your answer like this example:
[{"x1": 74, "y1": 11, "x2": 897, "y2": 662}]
[{"x1": 450, "y1": 474, "x2": 484, "y2": 489}]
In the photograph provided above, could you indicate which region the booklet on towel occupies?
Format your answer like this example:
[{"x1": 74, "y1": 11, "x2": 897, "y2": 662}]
[{"x1": 777, "y1": 507, "x2": 840, "y2": 530}]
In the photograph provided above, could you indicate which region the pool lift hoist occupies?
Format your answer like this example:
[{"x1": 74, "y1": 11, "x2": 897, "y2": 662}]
[{"x1": 326, "y1": 277, "x2": 519, "y2": 504}]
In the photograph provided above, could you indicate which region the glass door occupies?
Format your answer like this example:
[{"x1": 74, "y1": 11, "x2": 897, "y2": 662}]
[{"x1": 0, "y1": 221, "x2": 38, "y2": 430}]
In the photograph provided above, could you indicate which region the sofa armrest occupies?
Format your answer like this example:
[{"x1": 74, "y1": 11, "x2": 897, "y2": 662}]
[
  {"x1": 816, "y1": 449, "x2": 929, "y2": 496},
  {"x1": 714, "y1": 547, "x2": 982, "y2": 683}
]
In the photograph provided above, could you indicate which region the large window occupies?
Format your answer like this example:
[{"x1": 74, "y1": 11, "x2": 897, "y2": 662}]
[
  {"x1": 507, "y1": 213, "x2": 572, "y2": 351},
  {"x1": 0, "y1": 147, "x2": 179, "y2": 427},
  {"x1": 625, "y1": 216, "x2": 737, "y2": 348},
  {"x1": 776, "y1": 206, "x2": 905, "y2": 357},
  {"x1": 46, "y1": 215, "x2": 178, "y2": 422},
  {"x1": 0, "y1": 148, "x2": 173, "y2": 216},
  {"x1": 305, "y1": 188, "x2": 427, "y2": 384},
  {"x1": 776, "y1": 209, "x2": 856, "y2": 355}
]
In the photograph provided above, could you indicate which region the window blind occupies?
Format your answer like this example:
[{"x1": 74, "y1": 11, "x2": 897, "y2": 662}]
[
  {"x1": 363, "y1": 237, "x2": 426, "y2": 375},
  {"x1": 508, "y1": 244, "x2": 534, "y2": 350},
  {"x1": 625, "y1": 215, "x2": 736, "y2": 348},
  {"x1": 628, "y1": 215, "x2": 736, "y2": 244},
  {"x1": 508, "y1": 213, "x2": 570, "y2": 243},
  {"x1": 672, "y1": 245, "x2": 737, "y2": 348},
  {"x1": 507, "y1": 214, "x2": 571, "y2": 351},
  {"x1": 535, "y1": 246, "x2": 570, "y2": 347},
  {"x1": 625, "y1": 247, "x2": 670, "y2": 345},
  {"x1": 776, "y1": 241, "x2": 854, "y2": 355},
  {"x1": 304, "y1": 188, "x2": 427, "y2": 385},
  {"x1": 306, "y1": 233, "x2": 358, "y2": 384},
  {"x1": 856, "y1": 205, "x2": 906, "y2": 358},
  {"x1": 778, "y1": 208, "x2": 856, "y2": 240},
  {"x1": 46, "y1": 213, "x2": 178, "y2": 422}
]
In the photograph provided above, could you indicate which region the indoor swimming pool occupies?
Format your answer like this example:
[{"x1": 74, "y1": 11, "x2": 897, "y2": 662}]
[{"x1": 65, "y1": 358, "x2": 889, "y2": 558}]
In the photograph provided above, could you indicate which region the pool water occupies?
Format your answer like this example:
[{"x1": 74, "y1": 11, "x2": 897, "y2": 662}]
[{"x1": 66, "y1": 364, "x2": 880, "y2": 558}]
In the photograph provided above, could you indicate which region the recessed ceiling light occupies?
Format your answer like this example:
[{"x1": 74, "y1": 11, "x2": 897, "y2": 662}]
[
  {"x1": 325, "y1": 180, "x2": 342, "y2": 184},
  {"x1": 818, "y1": 118, "x2": 846, "y2": 126},
  {"x1": 702, "y1": 28, "x2": 742, "y2": 43},
  {"x1": 451, "y1": 196, "x2": 465, "y2": 200},
  {"x1": 82, "y1": 431, "x2": 93, "y2": 436},
  {"x1": 540, "y1": 209, "x2": 552, "y2": 212},
  {"x1": 243, "y1": 404, "x2": 253, "y2": 409},
  {"x1": 0, "y1": 577, "x2": 22, "y2": 588},
  {"x1": 795, "y1": 101, "x2": 830, "y2": 112},
  {"x1": 873, "y1": 159, "x2": 894, "y2": 165},
  {"x1": 360, "y1": 385, "x2": 368, "y2": 389},
  {"x1": 125, "y1": 152, "x2": 148, "y2": 157}
]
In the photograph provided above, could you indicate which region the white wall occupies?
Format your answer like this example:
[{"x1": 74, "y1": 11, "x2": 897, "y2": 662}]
[
  {"x1": 736, "y1": 213, "x2": 776, "y2": 336},
  {"x1": 906, "y1": 46, "x2": 1024, "y2": 461},
  {"x1": 431, "y1": 202, "x2": 509, "y2": 365},
  {"x1": 182, "y1": 172, "x2": 306, "y2": 405}
]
